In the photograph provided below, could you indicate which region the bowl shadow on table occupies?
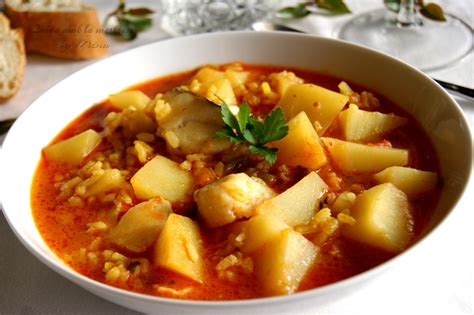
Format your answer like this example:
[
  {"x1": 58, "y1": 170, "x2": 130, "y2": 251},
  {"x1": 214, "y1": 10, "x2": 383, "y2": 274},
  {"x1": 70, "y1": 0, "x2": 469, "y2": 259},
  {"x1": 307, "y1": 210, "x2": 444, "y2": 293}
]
[{"x1": 0, "y1": 212, "x2": 139, "y2": 315}]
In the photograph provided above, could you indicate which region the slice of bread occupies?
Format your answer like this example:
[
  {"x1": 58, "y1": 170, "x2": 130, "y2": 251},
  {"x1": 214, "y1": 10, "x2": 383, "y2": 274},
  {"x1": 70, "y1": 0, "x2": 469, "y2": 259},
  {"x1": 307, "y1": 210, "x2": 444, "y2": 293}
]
[
  {"x1": 0, "y1": 13, "x2": 26, "y2": 103},
  {"x1": 5, "y1": 0, "x2": 108, "y2": 60}
]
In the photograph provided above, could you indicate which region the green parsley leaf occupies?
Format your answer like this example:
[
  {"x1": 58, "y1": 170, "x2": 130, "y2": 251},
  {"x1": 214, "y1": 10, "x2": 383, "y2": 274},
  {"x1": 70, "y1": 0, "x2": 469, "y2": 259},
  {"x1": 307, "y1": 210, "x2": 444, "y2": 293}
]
[
  {"x1": 122, "y1": 14, "x2": 153, "y2": 32},
  {"x1": 315, "y1": 0, "x2": 351, "y2": 14},
  {"x1": 237, "y1": 102, "x2": 251, "y2": 134},
  {"x1": 126, "y1": 8, "x2": 155, "y2": 16},
  {"x1": 277, "y1": 3, "x2": 311, "y2": 19},
  {"x1": 215, "y1": 126, "x2": 242, "y2": 144},
  {"x1": 277, "y1": 0, "x2": 350, "y2": 19},
  {"x1": 249, "y1": 145, "x2": 278, "y2": 165},
  {"x1": 384, "y1": 0, "x2": 401, "y2": 13},
  {"x1": 262, "y1": 108, "x2": 289, "y2": 143},
  {"x1": 104, "y1": 0, "x2": 154, "y2": 41},
  {"x1": 420, "y1": 3, "x2": 446, "y2": 21},
  {"x1": 385, "y1": 0, "x2": 446, "y2": 21},
  {"x1": 117, "y1": 17, "x2": 137, "y2": 40},
  {"x1": 242, "y1": 128, "x2": 258, "y2": 145},
  {"x1": 220, "y1": 101, "x2": 240, "y2": 132},
  {"x1": 214, "y1": 101, "x2": 288, "y2": 164},
  {"x1": 249, "y1": 116, "x2": 265, "y2": 144},
  {"x1": 116, "y1": 15, "x2": 153, "y2": 40}
]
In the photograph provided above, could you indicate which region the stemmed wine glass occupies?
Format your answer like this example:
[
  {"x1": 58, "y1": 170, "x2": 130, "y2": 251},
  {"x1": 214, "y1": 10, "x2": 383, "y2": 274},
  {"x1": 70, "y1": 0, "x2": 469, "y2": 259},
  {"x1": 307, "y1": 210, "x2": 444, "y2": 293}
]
[{"x1": 337, "y1": 0, "x2": 473, "y2": 71}]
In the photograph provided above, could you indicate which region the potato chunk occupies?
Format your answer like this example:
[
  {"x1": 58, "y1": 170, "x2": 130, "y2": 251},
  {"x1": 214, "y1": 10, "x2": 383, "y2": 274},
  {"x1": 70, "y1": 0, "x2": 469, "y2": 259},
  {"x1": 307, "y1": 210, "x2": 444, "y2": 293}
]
[
  {"x1": 206, "y1": 78, "x2": 237, "y2": 106},
  {"x1": 321, "y1": 137, "x2": 408, "y2": 174},
  {"x1": 277, "y1": 83, "x2": 349, "y2": 135},
  {"x1": 109, "y1": 199, "x2": 172, "y2": 253},
  {"x1": 224, "y1": 69, "x2": 249, "y2": 88},
  {"x1": 339, "y1": 105, "x2": 407, "y2": 141},
  {"x1": 271, "y1": 111, "x2": 327, "y2": 170},
  {"x1": 270, "y1": 71, "x2": 304, "y2": 96},
  {"x1": 194, "y1": 173, "x2": 275, "y2": 228},
  {"x1": 154, "y1": 214, "x2": 204, "y2": 283},
  {"x1": 254, "y1": 229, "x2": 318, "y2": 295},
  {"x1": 109, "y1": 90, "x2": 151, "y2": 111},
  {"x1": 191, "y1": 68, "x2": 238, "y2": 105},
  {"x1": 255, "y1": 172, "x2": 328, "y2": 227},
  {"x1": 342, "y1": 183, "x2": 413, "y2": 253},
  {"x1": 193, "y1": 67, "x2": 225, "y2": 84},
  {"x1": 131, "y1": 155, "x2": 194, "y2": 203},
  {"x1": 241, "y1": 215, "x2": 290, "y2": 254},
  {"x1": 43, "y1": 129, "x2": 101, "y2": 165},
  {"x1": 374, "y1": 166, "x2": 437, "y2": 197}
]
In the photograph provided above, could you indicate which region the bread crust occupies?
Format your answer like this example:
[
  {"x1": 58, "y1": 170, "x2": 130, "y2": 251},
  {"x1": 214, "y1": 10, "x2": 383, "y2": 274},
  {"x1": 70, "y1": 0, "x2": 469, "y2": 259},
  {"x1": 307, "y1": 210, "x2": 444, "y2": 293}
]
[
  {"x1": 5, "y1": 4, "x2": 108, "y2": 60},
  {"x1": 0, "y1": 14, "x2": 26, "y2": 103},
  {"x1": 0, "y1": 11, "x2": 11, "y2": 30}
]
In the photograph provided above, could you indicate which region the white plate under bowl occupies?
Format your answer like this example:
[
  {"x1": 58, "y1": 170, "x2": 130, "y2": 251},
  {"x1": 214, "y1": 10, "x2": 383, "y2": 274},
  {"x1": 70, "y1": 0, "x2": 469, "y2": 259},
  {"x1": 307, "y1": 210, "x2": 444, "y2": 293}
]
[{"x1": 0, "y1": 31, "x2": 471, "y2": 314}]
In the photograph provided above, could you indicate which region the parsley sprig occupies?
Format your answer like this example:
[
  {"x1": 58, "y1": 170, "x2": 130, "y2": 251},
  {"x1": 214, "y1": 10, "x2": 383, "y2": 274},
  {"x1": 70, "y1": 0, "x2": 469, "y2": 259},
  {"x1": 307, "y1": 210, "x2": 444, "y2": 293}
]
[
  {"x1": 104, "y1": 0, "x2": 155, "y2": 40},
  {"x1": 277, "y1": 0, "x2": 351, "y2": 18},
  {"x1": 215, "y1": 102, "x2": 288, "y2": 165},
  {"x1": 278, "y1": 0, "x2": 446, "y2": 21}
]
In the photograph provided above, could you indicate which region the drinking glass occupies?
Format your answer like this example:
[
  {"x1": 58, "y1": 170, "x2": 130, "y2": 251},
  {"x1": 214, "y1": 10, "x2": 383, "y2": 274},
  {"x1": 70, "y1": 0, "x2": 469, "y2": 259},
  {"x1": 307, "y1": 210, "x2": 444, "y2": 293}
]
[
  {"x1": 338, "y1": 0, "x2": 472, "y2": 71},
  {"x1": 160, "y1": 0, "x2": 281, "y2": 36}
]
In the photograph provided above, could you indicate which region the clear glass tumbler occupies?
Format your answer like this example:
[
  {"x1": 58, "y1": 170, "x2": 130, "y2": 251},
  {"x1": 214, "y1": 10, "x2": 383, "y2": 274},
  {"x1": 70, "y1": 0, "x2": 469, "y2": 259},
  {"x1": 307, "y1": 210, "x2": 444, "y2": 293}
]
[{"x1": 160, "y1": 0, "x2": 281, "y2": 36}]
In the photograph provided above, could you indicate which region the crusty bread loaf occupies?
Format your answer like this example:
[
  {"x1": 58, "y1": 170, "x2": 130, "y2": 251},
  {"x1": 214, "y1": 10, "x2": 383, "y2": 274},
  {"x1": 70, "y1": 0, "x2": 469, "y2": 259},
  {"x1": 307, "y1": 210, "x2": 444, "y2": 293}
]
[
  {"x1": 0, "y1": 13, "x2": 26, "y2": 103},
  {"x1": 5, "y1": 0, "x2": 108, "y2": 60}
]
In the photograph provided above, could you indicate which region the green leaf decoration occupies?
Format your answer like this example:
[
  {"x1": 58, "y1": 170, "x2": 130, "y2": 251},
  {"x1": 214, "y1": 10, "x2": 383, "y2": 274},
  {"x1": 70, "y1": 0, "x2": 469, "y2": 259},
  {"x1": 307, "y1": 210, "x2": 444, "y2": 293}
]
[
  {"x1": 262, "y1": 108, "x2": 289, "y2": 143},
  {"x1": 122, "y1": 15, "x2": 153, "y2": 32},
  {"x1": 277, "y1": 0, "x2": 350, "y2": 18},
  {"x1": 277, "y1": 0, "x2": 447, "y2": 22},
  {"x1": 104, "y1": 0, "x2": 154, "y2": 41},
  {"x1": 315, "y1": 0, "x2": 351, "y2": 14},
  {"x1": 215, "y1": 126, "x2": 242, "y2": 144},
  {"x1": 219, "y1": 101, "x2": 240, "y2": 132},
  {"x1": 237, "y1": 102, "x2": 251, "y2": 134},
  {"x1": 384, "y1": 0, "x2": 401, "y2": 13},
  {"x1": 117, "y1": 17, "x2": 137, "y2": 40},
  {"x1": 249, "y1": 145, "x2": 278, "y2": 165},
  {"x1": 126, "y1": 8, "x2": 155, "y2": 16},
  {"x1": 277, "y1": 3, "x2": 311, "y2": 18},
  {"x1": 214, "y1": 101, "x2": 288, "y2": 164},
  {"x1": 384, "y1": 0, "x2": 446, "y2": 21},
  {"x1": 420, "y1": 3, "x2": 446, "y2": 21}
]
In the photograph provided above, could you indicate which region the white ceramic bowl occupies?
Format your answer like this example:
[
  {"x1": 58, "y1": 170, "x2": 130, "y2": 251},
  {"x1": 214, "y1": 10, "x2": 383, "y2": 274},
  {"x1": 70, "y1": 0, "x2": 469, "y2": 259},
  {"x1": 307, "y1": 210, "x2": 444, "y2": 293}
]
[{"x1": 0, "y1": 32, "x2": 472, "y2": 314}]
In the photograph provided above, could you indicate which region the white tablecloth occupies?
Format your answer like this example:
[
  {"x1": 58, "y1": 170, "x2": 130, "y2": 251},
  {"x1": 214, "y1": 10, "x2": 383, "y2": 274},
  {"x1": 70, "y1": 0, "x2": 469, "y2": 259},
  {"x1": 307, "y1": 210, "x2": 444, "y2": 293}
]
[{"x1": 0, "y1": 0, "x2": 472, "y2": 314}]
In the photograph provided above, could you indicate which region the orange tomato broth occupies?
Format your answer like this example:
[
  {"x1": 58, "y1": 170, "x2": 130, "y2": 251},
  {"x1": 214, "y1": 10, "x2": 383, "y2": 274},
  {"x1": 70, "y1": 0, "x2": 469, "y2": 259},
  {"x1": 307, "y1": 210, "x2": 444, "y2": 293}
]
[{"x1": 31, "y1": 64, "x2": 441, "y2": 300}]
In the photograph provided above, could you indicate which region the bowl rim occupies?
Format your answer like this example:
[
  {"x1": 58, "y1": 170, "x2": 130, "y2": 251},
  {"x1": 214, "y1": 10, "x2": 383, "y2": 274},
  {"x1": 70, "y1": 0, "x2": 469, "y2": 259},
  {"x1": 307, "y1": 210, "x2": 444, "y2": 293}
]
[{"x1": 1, "y1": 30, "x2": 472, "y2": 308}]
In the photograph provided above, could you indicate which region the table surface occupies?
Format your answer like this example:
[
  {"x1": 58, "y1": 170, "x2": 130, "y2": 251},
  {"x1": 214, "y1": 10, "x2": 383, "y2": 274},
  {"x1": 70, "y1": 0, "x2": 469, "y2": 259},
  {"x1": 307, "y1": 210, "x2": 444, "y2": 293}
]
[{"x1": 0, "y1": 0, "x2": 472, "y2": 314}]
